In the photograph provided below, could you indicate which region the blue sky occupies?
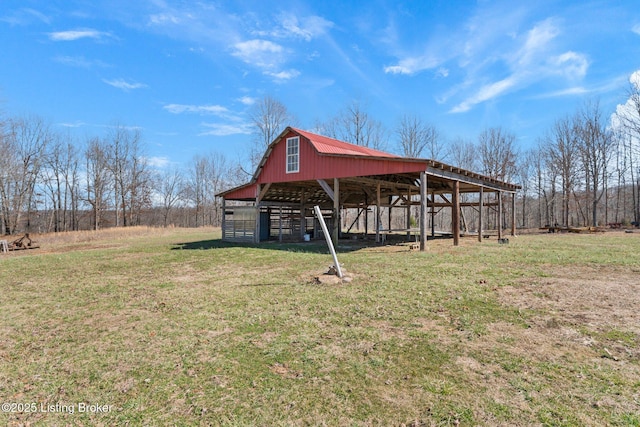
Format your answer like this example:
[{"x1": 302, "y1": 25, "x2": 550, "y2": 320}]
[{"x1": 1, "y1": 0, "x2": 639, "y2": 170}]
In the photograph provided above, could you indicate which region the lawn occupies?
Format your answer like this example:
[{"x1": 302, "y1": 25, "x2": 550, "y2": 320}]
[{"x1": 1, "y1": 227, "x2": 639, "y2": 426}]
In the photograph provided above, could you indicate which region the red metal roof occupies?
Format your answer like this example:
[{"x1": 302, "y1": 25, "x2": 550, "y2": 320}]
[
  {"x1": 216, "y1": 126, "x2": 520, "y2": 201},
  {"x1": 253, "y1": 128, "x2": 422, "y2": 185},
  {"x1": 292, "y1": 128, "x2": 400, "y2": 159}
]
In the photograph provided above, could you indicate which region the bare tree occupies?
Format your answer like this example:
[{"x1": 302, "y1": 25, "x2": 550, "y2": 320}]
[
  {"x1": 317, "y1": 100, "x2": 388, "y2": 151},
  {"x1": 477, "y1": 127, "x2": 518, "y2": 181},
  {"x1": 186, "y1": 152, "x2": 228, "y2": 227},
  {"x1": 396, "y1": 114, "x2": 441, "y2": 158},
  {"x1": 448, "y1": 137, "x2": 477, "y2": 170},
  {"x1": 249, "y1": 96, "x2": 294, "y2": 172},
  {"x1": 542, "y1": 116, "x2": 580, "y2": 227},
  {"x1": 105, "y1": 124, "x2": 148, "y2": 227},
  {"x1": 477, "y1": 127, "x2": 518, "y2": 230},
  {"x1": 614, "y1": 74, "x2": 640, "y2": 223},
  {"x1": 158, "y1": 167, "x2": 185, "y2": 227},
  {"x1": 84, "y1": 137, "x2": 112, "y2": 230},
  {"x1": 0, "y1": 115, "x2": 50, "y2": 234},
  {"x1": 517, "y1": 149, "x2": 536, "y2": 228},
  {"x1": 42, "y1": 133, "x2": 79, "y2": 232},
  {"x1": 339, "y1": 100, "x2": 387, "y2": 150},
  {"x1": 577, "y1": 100, "x2": 614, "y2": 227}
]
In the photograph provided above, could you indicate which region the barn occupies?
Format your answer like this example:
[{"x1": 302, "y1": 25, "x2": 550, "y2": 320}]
[{"x1": 217, "y1": 127, "x2": 520, "y2": 250}]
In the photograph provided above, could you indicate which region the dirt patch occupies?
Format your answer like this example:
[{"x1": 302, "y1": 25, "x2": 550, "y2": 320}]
[{"x1": 497, "y1": 265, "x2": 640, "y2": 360}]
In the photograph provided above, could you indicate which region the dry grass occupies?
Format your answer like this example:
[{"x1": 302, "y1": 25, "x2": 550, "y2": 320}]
[{"x1": 1, "y1": 228, "x2": 639, "y2": 426}]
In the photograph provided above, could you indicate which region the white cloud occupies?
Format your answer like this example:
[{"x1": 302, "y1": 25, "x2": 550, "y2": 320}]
[
  {"x1": 277, "y1": 14, "x2": 333, "y2": 41},
  {"x1": 549, "y1": 51, "x2": 588, "y2": 80},
  {"x1": 611, "y1": 70, "x2": 640, "y2": 132},
  {"x1": 1, "y1": 8, "x2": 51, "y2": 25},
  {"x1": 54, "y1": 55, "x2": 110, "y2": 68},
  {"x1": 384, "y1": 55, "x2": 440, "y2": 75},
  {"x1": 534, "y1": 87, "x2": 588, "y2": 98},
  {"x1": 163, "y1": 104, "x2": 229, "y2": 115},
  {"x1": 147, "y1": 156, "x2": 170, "y2": 168},
  {"x1": 436, "y1": 67, "x2": 449, "y2": 78},
  {"x1": 102, "y1": 78, "x2": 147, "y2": 91},
  {"x1": 254, "y1": 13, "x2": 333, "y2": 41},
  {"x1": 633, "y1": 24, "x2": 640, "y2": 35},
  {"x1": 199, "y1": 123, "x2": 253, "y2": 136},
  {"x1": 232, "y1": 39, "x2": 284, "y2": 69},
  {"x1": 451, "y1": 77, "x2": 517, "y2": 113},
  {"x1": 58, "y1": 121, "x2": 87, "y2": 128},
  {"x1": 631, "y1": 70, "x2": 640, "y2": 88},
  {"x1": 149, "y1": 13, "x2": 182, "y2": 26},
  {"x1": 515, "y1": 18, "x2": 560, "y2": 67},
  {"x1": 264, "y1": 69, "x2": 300, "y2": 81},
  {"x1": 238, "y1": 96, "x2": 256, "y2": 106},
  {"x1": 450, "y1": 17, "x2": 590, "y2": 113},
  {"x1": 48, "y1": 28, "x2": 110, "y2": 41}
]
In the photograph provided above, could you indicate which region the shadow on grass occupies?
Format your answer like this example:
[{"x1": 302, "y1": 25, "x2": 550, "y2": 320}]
[{"x1": 171, "y1": 238, "x2": 374, "y2": 254}]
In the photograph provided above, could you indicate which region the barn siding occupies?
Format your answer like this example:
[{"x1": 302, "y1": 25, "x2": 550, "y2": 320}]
[{"x1": 257, "y1": 131, "x2": 425, "y2": 184}]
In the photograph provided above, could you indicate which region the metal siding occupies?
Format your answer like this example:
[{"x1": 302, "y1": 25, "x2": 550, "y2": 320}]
[
  {"x1": 221, "y1": 184, "x2": 257, "y2": 200},
  {"x1": 258, "y1": 133, "x2": 425, "y2": 184}
]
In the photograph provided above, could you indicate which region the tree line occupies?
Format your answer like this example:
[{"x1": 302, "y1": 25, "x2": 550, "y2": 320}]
[
  {"x1": 0, "y1": 118, "x2": 238, "y2": 235},
  {"x1": 2, "y1": 74, "x2": 639, "y2": 235}
]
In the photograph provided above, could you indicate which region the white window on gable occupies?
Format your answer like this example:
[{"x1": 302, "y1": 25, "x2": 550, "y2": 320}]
[{"x1": 286, "y1": 136, "x2": 299, "y2": 173}]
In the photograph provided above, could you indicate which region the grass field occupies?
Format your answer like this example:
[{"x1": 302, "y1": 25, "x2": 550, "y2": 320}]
[{"x1": 1, "y1": 227, "x2": 639, "y2": 426}]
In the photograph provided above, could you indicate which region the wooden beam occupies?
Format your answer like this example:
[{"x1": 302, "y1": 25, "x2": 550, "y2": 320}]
[
  {"x1": 317, "y1": 179, "x2": 334, "y2": 202},
  {"x1": 376, "y1": 182, "x2": 381, "y2": 243},
  {"x1": 331, "y1": 179, "x2": 340, "y2": 245},
  {"x1": 478, "y1": 186, "x2": 484, "y2": 243},
  {"x1": 420, "y1": 171, "x2": 427, "y2": 251},
  {"x1": 426, "y1": 165, "x2": 519, "y2": 193},
  {"x1": 498, "y1": 191, "x2": 503, "y2": 240},
  {"x1": 428, "y1": 201, "x2": 498, "y2": 208},
  {"x1": 406, "y1": 186, "x2": 412, "y2": 241},
  {"x1": 255, "y1": 184, "x2": 261, "y2": 244},
  {"x1": 511, "y1": 192, "x2": 516, "y2": 237},
  {"x1": 452, "y1": 180, "x2": 460, "y2": 246},
  {"x1": 364, "y1": 193, "x2": 369, "y2": 235},
  {"x1": 300, "y1": 189, "x2": 306, "y2": 240},
  {"x1": 221, "y1": 197, "x2": 226, "y2": 241},
  {"x1": 279, "y1": 206, "x2": 283, "y2": 243},
  {"x1": 431, "y1": 190, "x2": 436, "y2": 238},
  {"x1": 341, "y1": 176, "x2": 420, "y2": 192}
]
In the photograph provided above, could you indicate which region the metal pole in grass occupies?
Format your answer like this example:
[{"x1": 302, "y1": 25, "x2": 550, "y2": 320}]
[{"x1": 314, "y1": 205, "x2": 343, "y2": 278}]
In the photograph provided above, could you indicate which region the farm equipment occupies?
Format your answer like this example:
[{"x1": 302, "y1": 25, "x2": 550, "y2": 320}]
[{"x1": 0, "y1": 233, "x2": 40, "y2": 253}]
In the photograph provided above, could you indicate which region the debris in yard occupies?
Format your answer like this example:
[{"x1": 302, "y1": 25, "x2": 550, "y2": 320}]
[
  {"x1": 312, "y1": 265, "x2": 353, "y2": 285},
  {"x1": 2, "y1": 233, "x2": 40, "y2": 252},
  {"x1": 602, "y1": 347, "x2": 619, "y2": 361}
]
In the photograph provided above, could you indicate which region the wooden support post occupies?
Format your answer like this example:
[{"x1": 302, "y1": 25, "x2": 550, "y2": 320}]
[
  {"x1": 332, "y1": 178, "x2": 340, "y2": 245},
  {"x1": 406, "y1": 186, "x2": 411, "y2": 241},
  {"x1": 511, "y1": 192, "x2": 516, "y2": 236},
  {"x1": 452, "y1": 181, "x2": 460, "y2": 246},
  {"x1": 376, "y1": 183, "x2": 381, "y2": 243},
  {"x1": 300, "y1": 189, "x2": 306, "y2": 241},
  {"x1": 478, "y1": 187, "x2": 483, "y2": 242},
  {"x1": 279, "y1": 206, "x2": 283, "y2": 242},
  {"x1": 388, "y1": 196, "x2": 392, "y2": 232},
  {"x1": 255, "y1": 184, "x2": 261, "y2": 244},
  {"x1": 364, "y1": 194, "x2": 369, "y2": 236},
  {"x1": 497, "y1": 191, "x2": 503, "y2": 240},
  {"x1": 431, "y1": 190, "x2": 436, "y2": 238},
  {"x1": 420, "y1": 171, "x2": 427, "y2": 251},
  {"x1": 221, "y1": 197, "x2": 226, "y2": 241}
]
